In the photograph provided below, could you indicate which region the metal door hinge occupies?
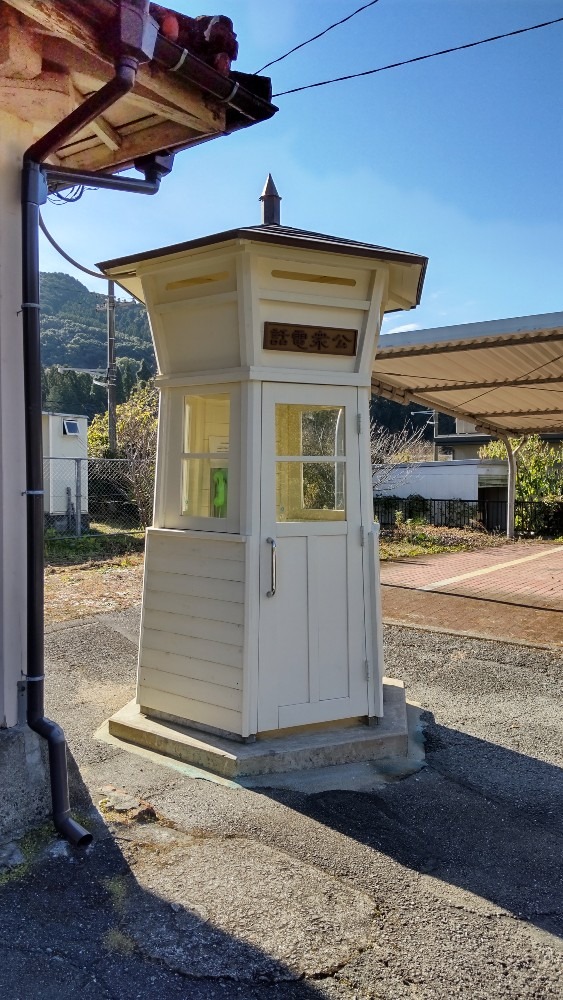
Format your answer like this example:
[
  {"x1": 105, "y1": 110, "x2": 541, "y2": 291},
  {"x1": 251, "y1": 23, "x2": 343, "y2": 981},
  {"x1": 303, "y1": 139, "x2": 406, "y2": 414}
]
[
  {"x1": 360, "y1": 525, "x2": 365, "y2": 546},
  {"x1": 357, "y1": 413, "x2": 362, "y2": 434},
  {"x1": 364, "y1": 659, "x2": 370, "y2": 681}
]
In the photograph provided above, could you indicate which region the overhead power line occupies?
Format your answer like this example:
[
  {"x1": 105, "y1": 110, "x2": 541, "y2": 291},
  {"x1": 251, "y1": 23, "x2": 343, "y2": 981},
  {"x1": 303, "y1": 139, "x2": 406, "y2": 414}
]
[
  {"x1": 39, "y1": 211, "x2": 106, "y2": 280},
  {"x1": 255, "y1": 0, "x2": 382, "y2": 75},
  {"x1": 273, "y1": 16, "x2": 563, "y2": 97},
  {"x1": 459, "y1": 351, "x2": 563, "y2": 409}
]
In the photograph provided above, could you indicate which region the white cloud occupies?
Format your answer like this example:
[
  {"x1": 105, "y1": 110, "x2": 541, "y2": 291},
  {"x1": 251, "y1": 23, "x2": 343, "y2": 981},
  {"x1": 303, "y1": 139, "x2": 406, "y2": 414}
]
[{"x1": 383, "y1": 323, "x2": 421, "y2": 335}]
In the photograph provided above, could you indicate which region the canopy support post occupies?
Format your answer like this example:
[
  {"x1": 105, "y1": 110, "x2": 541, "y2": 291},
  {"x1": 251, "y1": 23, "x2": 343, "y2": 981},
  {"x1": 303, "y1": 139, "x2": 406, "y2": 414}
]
[{"x1": 499, "y1": 433, "x2": 517, "y2": 539}]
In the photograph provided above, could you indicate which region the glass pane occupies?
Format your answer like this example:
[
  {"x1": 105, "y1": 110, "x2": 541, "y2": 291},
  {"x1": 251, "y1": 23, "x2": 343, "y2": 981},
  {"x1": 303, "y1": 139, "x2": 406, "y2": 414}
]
[
  {"x1": 184, "y1": 393, "x2": 230, "y2": 455},
  {"x1": 275, "y1": 404, "x2": 345, "y2": 457},
  {"x1": 276, "y1": 461, "x2": 346, "y2": 522},
  {"x1": 182, "y1": 459, "x2": 229, "y2": 518}
]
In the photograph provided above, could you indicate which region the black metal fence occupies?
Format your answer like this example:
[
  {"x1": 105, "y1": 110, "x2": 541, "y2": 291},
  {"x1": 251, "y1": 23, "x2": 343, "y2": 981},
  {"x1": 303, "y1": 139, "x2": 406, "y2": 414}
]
[{"x1": 373, "y1": 496, "x2": 563, "y2": 537}]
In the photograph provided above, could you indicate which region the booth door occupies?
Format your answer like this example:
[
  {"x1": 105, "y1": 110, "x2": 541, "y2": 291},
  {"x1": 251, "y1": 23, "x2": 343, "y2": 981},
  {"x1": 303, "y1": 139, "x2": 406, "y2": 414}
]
[{"x1": 258, "y1": 384, "x2": 368, "y2": 732}]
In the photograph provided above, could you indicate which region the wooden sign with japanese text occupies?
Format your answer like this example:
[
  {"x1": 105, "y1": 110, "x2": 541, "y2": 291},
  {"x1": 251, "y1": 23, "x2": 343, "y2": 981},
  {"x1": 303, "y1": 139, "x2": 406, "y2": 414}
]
[{"x1": 263, "y1": 322, "x2": 358, "y2": 357}]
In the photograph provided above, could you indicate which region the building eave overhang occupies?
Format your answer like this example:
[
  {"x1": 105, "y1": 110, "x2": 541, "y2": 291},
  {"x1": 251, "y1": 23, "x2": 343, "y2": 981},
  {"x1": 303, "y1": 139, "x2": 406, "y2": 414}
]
[
  {"x1": 98, "y1": 225, "x2": 428, "y2": 311},
  {"x1": 4, "y1": 0, "x2": 277, "y2": 172}
]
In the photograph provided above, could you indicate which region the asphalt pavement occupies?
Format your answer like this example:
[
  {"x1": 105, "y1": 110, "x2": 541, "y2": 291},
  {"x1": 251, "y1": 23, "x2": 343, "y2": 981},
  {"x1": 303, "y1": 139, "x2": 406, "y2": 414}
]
[{"x1": 0, "y1": 606, "x2": 562, "y2": 1000}]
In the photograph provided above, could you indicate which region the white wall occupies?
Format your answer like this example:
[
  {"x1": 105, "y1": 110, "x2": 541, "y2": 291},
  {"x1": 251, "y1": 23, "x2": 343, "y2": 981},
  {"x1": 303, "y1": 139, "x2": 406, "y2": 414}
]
[
  {"x1": 43, "y1": 413, "x2": 88, "y2": 515},
  {"x1": 0, "y1": 111, "x2": 32, "y2": 728},
  {"x1": 373, "y1": 459, "x2": 507, "y2": 500}
]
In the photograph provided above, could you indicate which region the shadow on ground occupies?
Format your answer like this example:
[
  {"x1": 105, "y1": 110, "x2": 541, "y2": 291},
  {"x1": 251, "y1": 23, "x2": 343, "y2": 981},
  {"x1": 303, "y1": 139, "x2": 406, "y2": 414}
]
[
  {"x1": 0, "y1": 754, "x2": 326, "y2": 1000},
  {"x1": 258, "y1": 714, "x2": 563, "y2": 942}
]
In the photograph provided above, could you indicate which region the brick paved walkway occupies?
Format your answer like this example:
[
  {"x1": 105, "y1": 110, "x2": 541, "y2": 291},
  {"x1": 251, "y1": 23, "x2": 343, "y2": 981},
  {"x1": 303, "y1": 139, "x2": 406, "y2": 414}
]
[{"x1": 380, "y1": 542, "x2": 563, "y2": 648}]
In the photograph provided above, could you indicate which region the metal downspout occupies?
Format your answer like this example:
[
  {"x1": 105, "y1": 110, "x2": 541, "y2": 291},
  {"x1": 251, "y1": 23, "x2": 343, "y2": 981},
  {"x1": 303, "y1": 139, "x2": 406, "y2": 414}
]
[
  {"x1": 21, "y1": 2, "x2": 156, "y2": 845},
  {"x1": 21, "y1": 163, "x2": 92, "y2": 847}
]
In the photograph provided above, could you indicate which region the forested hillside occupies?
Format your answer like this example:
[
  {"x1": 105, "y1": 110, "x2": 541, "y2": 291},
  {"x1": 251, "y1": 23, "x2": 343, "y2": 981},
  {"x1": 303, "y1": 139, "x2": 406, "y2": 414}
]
[
  {"x1": 40, "y1": 272, "x2": 154, "y2": 419},
  {"x1": 40, "y1": 271, "x2": 154, "y2": 370}
]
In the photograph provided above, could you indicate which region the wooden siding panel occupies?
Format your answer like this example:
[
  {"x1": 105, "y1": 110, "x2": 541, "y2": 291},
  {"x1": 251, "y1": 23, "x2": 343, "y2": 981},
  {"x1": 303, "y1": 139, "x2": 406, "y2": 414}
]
[
  {"x1": 139, "y1": 667, "x2": 242, "y2": 712},
  {"x1": 140, "y1": 686, "x2": 242, "y2": 735},
  {"x1": 144, "y1": 587, "x2": 244, "y2": 625},
  {"x1": 139, "y1": 531, "x2": 247, "y2": 732},
  {"x1": 142, "y1": 628, "x2": 243, "y2": 668},
  {"x1": 149, "y1": 551, "x2": 245, "y2": 581},
  {"x1": 140, "y1": 647, "x2": 242, "y2": 690},
  {"x1": 148, "y1": 534, "x2": 245, "y2": 563},
  {"x1": 143, "y1": 609, "x2": 242, "y2": 647},
  {"x1": 145, "y1": 570, "x2": 244, "y2": 604}
]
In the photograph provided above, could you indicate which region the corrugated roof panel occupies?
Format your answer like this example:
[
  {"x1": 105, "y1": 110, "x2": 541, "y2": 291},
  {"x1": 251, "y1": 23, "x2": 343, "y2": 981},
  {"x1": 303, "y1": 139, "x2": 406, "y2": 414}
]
[{"x1": 372, "y1": 315, "x2": 563, "y2": 436}]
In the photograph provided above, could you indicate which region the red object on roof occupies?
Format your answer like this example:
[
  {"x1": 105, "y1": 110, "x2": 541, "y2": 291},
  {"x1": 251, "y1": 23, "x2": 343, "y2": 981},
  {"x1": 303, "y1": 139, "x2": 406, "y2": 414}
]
[{"x1": 150, "y1": 5, "x2": 238, "y2": 75}]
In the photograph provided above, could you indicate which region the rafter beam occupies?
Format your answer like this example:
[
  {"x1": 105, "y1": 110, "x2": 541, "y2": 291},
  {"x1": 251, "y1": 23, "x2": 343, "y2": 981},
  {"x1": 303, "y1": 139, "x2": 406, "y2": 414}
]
[
  {"x1": 490, "y1": 425, "x2": 563, "y2": 435},
  {"x1": 134, "y1": 68, "x2": 223, "y2": 131},
  {"x1": 69, "y1": 78, "x2": 121, "y2": 151},
  {"x1": 371, "y1": 376, "x2": 563, "y2": 438},
  {"x1": 465, "y1": 408, "x2": 563, "y2": 419},
  {"x1": 371, "y1": 378, "x2": 501, "y2": 436},
  {"x1": 371, "y1": 372, "x2": 563, "y2": 393},
  {"x1": 126, "y1": 83, "x2": 215, "y2": 132},
  {"x1": 58, "y1": 118, "x2": 211, "y2": 171},
  {"x1": 376, "y1": 328, "x2": 563, "y2": 358},
  {"x1": 5, "y1": 0, "x2": 107, "y2": 63}
]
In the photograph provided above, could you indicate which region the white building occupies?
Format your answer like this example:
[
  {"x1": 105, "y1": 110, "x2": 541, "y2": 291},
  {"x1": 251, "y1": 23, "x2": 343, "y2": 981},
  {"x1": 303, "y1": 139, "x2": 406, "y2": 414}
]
[
  {"x1": 42, "y1": 411, "x2": 88, "y2": 530},
  {"x1": 373, "y1": 458, "x2": 508, "y2": 501}
]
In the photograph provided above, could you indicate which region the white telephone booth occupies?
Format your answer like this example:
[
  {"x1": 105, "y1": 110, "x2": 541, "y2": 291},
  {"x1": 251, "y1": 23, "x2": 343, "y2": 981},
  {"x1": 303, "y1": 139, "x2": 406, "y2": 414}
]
[{"x1": 100, "y1": 207, "x2": 426, "y2": 745}]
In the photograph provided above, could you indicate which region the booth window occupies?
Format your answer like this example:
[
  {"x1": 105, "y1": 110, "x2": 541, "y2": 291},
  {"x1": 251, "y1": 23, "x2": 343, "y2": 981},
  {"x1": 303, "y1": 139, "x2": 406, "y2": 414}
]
[
  {"x1": 275, "y1": 405, "x2": 346, "y2": 522},
  {"x1": 182, "y1": 392, "x2": 231, "y2": 519}
]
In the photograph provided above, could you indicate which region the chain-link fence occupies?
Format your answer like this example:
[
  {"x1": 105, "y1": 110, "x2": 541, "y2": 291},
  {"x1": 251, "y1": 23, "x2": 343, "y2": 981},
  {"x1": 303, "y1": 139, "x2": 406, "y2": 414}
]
[{"x1": 44, "y1": 456, "x2": 155, "y2": 538}]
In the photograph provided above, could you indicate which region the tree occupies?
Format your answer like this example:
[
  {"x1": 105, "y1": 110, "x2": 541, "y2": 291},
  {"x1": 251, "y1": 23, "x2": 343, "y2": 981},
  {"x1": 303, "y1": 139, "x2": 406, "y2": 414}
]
[
  {"x1": 370, "y1": 394, "x2": 435, "y2": 437},
  {"x1": 116, "y1": 357, "x2": 140, "y2": 402},
  {"x1": 479, "y1": 435, "x2": 563, "y2": 500},
  {"x1": 42, "y1": 365, "x2": 106, "y2": 420},
  {"x1": 89, "y1": 382, "x2": 159, "y2": 528},
  {"x1": 371, "y1": 419, "x2": 433, "y2": 493},
  {"x1": 136, "y1": 358, "x2": 153, "y2": 385}
]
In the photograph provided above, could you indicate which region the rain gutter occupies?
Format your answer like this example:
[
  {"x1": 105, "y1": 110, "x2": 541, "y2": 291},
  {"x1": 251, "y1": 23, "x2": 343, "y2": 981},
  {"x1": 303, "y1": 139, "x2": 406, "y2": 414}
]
[{"x1": 20, "y1": 0, "x2": 172, "y2": 847}]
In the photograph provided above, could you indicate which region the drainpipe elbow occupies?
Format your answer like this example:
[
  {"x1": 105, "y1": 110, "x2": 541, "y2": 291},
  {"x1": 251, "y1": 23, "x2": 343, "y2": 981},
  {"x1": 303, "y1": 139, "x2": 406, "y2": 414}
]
[
  {"x1": 27, "y1": 711, "x2": 92, "y2": 847},
  {"x1": 54, "y1": 815, "x2": 93, "y2": 848},
  {"x1": 114, "y1": 56, "x2": 139, "y2": 94}
]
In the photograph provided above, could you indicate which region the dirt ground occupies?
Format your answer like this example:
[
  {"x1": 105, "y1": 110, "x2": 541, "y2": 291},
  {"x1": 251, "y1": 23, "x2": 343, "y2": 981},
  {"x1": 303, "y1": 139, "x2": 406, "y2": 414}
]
[{"x1": 44, "y1": 556, "x2": 144, "y2": 624}]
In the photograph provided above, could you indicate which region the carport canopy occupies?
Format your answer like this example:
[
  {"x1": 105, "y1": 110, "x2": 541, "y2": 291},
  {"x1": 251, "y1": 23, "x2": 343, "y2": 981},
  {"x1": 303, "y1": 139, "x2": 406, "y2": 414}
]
[{"x1": 372, "y1": 312, "x2": 563, "y2": 437}]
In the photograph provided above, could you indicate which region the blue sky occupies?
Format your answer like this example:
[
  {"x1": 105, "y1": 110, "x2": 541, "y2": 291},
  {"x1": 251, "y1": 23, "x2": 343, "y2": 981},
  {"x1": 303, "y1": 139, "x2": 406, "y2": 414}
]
[{"x1": 40, "y1": 0, "x2": 563, "y2": 334}]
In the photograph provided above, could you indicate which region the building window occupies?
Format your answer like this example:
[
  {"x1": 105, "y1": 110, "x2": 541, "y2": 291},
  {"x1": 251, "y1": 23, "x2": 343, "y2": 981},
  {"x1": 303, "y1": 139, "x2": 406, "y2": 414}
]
[{"x1": 62, "y1": 419, "x2": 80, "y2": 436}]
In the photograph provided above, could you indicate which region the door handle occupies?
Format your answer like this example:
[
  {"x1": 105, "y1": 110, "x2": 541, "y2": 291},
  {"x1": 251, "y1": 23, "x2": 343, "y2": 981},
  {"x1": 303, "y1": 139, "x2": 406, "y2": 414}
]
[{"x1": 266, "y1": 537, "x2": 276, "y2": 597}]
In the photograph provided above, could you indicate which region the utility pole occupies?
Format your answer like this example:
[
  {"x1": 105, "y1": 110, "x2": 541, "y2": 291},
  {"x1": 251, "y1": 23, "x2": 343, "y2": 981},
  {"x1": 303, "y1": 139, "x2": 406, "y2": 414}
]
[
  {"x1": 107, "y1": 279, "x2": 117, "y2": 454},
  {"x1": 96, "y1": 280, "x2": 118, "y2": 453}
]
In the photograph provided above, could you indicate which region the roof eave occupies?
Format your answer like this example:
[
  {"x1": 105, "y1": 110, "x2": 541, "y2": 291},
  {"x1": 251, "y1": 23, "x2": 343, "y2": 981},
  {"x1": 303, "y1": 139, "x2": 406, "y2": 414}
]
[{"x1": 98, "y1": 226, "x2": 428, "y2": 282}]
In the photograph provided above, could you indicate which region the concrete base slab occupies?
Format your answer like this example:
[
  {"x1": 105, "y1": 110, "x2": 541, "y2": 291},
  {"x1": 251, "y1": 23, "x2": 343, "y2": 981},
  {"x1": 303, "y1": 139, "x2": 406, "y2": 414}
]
[
  {"x1": 107, "y1": 678, "x2": 409, "y2": 779},
  {"x1": 0, "y1": 726, "x2": 50, "y2": 841},
  {"x1": 240, "y1": 701, "x2": 426, "y2": 792}
]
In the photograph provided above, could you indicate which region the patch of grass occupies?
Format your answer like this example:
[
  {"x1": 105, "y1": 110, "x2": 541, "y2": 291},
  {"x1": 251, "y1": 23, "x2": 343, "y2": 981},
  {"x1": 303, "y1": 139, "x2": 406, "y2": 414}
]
[
  {"x1": 380, "y1": 539, "x2": 469, "y2": 561},
  {"x1": 103, "y1": 928, "x2": 137, "y2": 955},
  {"x1": 0, "y1": 823, "x2": 54, "y2": 886},
  {"x1": 103, "y1": 874, "x2": 129, "y2": 914},
  {"x1": 45, "y1": 531, "x2": 145, "y2": 567},
  {"x1": 379, "y1": 522, "x2": 512, "y2": 562}
]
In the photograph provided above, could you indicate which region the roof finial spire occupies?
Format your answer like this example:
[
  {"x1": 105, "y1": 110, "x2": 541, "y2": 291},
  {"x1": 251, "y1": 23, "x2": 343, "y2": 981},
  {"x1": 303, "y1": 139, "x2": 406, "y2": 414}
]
[{"x1": 260, "y1": 174, "x2": 281, "y2": 226}]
